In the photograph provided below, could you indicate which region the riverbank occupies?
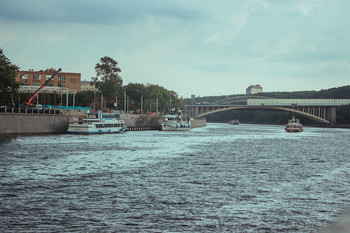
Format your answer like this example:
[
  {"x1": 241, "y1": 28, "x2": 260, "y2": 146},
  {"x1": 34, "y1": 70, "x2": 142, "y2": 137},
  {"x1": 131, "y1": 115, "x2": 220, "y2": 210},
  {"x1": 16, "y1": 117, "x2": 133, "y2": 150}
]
[{"x1": 0, "y1": 110, "x2": 207, "y2": 134}]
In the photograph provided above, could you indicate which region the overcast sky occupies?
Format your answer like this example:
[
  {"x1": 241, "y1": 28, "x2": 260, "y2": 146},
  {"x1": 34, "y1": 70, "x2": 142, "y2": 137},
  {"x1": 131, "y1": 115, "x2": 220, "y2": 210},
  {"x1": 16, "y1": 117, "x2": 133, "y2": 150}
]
[{"x1": 1, "y1": 0, "x2": 349, "y2": 97}]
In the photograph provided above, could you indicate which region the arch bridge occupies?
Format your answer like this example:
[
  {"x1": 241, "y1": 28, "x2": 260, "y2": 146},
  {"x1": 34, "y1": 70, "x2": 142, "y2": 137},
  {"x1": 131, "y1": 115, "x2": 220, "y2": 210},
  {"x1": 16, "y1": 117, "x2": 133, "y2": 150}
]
[{"x1": 185, "y1": 99, "x2": 350, "y2": 124}]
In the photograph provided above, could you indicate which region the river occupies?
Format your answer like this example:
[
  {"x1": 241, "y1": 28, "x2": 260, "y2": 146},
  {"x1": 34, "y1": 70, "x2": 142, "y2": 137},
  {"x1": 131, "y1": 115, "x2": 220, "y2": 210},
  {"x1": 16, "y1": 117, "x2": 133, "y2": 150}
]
[{"x1": 1, "y1": 123, "x2": 350, "y2": 232}]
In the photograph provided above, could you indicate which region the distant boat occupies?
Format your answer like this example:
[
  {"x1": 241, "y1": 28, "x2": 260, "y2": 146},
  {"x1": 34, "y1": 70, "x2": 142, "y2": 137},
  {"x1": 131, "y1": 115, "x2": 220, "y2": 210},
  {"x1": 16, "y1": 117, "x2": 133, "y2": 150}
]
[
  {"x1": 229, "y1": 119, "x2": 240, "y2": 125},
  {"x1": 160, "y1": 109, "x2": 191, "y2": 131},
  {"x1": 285, "y1": 117, "x2": 303, "y2": 132},
  {"x1": 67, "y1": 111, "x2": 127, "y2": 134}
]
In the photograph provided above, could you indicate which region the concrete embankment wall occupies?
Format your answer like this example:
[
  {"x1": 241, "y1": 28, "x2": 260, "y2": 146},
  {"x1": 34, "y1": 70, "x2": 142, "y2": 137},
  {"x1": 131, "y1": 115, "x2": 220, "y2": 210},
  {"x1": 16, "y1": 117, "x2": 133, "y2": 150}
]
[
  {"x1": 0, "y1": 114, "x2": 69, "y2": 134},
  {"x1": 0, "y1": 112, "x2": 207, "y2": 134},
  {"x1": 191, "y1": 117, "x2": 207, "y2": 128}
]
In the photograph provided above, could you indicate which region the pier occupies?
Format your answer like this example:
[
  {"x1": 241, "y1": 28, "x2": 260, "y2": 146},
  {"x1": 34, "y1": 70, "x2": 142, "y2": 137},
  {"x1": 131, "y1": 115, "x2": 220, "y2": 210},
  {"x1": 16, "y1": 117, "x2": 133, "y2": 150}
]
[{"x1": 127, "y1": 126, "x2": 161, "y2": 131}]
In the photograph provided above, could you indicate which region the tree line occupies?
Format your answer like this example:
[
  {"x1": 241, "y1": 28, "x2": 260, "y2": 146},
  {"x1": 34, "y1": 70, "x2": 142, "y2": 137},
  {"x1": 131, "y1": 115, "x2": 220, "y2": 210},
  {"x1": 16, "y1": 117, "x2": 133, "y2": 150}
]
[
  {"x1": 0, "y1": 49, "x2": 183, "y2": 113},
  {"x1": 187, "y1": 86, "x2": 350, "y2": 105},
  {"x1": 77, "y1": 56, "x2": 183, "y2": 113}
]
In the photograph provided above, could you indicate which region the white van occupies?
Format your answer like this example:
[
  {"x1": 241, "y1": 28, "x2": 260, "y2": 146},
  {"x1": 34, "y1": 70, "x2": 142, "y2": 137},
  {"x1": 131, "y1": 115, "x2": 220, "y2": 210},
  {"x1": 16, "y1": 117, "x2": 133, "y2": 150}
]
[{"x1": 27, "y1": 104, "x2": 42, "y2": 109}]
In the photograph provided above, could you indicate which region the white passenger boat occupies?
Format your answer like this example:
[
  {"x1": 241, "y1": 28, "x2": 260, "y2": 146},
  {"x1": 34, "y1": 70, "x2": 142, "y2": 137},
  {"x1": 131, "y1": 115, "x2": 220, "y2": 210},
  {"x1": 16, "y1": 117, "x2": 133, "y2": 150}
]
[
  {"x1": 67, "y1": 111, "x2": 127, "y2": 134},
  {"x1": 285, "y1": 117, "x2": 303, "y2": 132},
  {"x1": 160, "y1": 110, "x2": 191, "y2": 131}
]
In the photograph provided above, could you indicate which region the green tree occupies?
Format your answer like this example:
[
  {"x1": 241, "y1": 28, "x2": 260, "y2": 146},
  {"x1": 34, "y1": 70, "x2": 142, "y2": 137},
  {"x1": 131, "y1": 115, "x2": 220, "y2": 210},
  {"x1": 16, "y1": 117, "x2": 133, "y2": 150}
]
[
  {"x1": 124, "y1": 83, "x2": 146, "y2": 111},
  {"x1": 123, "y1": 83, "x2": 183, "y2": 113},
  {"x1": 337, "y1": 105, "x2": 350, "y2": 124},
  {"x1": 0, "y1": 49, "x2": 20, "y2": 106},
  {"x1": 75, "y1": 90, "x2": 95, "y2": 107},
  {"x1": 144, "y1": 84, "x2": 169, "y2": 113},
  {"x1": 92, "y1": 56, "x2": 123, "y2": 109}
]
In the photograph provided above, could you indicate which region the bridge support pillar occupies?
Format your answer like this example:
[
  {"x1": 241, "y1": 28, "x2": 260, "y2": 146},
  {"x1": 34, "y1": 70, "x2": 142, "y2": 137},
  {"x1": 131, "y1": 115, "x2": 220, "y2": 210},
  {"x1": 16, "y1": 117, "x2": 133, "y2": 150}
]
[{"x1": 328, "y1": 107, "x2": 337, "y2": 123}]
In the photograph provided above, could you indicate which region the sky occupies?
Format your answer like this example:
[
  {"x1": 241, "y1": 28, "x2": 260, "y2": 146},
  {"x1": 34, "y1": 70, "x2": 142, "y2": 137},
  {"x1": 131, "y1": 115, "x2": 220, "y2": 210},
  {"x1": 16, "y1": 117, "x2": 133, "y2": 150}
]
[{"x1": 0, "y1": 0, "x2": 349, "y2": 98}]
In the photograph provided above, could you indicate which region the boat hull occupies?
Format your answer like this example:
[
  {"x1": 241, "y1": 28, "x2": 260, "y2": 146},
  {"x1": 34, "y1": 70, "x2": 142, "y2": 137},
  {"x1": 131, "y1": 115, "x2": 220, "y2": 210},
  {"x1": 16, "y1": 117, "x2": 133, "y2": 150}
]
[
  {"x1": 229, "y1": 119, "x2": 240, "y2": 125},
  {"x1": 67, "y1": 125, "x2": 127, "y2": 134},
  {"x1": 160, "y1": 123, "x2": 191, "y2": 131},
  {"x1": 67, "y1": 119, "x2": 127, "y2": 134},
  {"x1": 285, "y1": 127, "x2": 303, "y2": 132}
]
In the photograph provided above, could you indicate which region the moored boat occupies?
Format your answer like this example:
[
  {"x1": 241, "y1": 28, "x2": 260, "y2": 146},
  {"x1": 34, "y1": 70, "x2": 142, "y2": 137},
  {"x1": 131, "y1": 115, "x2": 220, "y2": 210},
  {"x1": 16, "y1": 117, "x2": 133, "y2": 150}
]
[
  {"x1": 67, "y1": 111, "x2": 127, "y2": 134},
  {"x1": 229, "y1": 119, "x2": 240, "y2": 125},
  {"x1": 285, "y1": 117, "x2": 303, "y2": 132},
  {"x1": 160, "y1": 109, "x2": 191, "y2": 131}
]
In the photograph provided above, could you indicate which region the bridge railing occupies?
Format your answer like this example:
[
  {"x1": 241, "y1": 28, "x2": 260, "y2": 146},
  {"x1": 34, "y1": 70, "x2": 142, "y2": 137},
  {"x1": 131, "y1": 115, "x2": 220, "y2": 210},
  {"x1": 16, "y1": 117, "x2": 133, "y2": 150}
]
[{"x1": 247, "y1": 99, "x2": 350, "y2": 107}]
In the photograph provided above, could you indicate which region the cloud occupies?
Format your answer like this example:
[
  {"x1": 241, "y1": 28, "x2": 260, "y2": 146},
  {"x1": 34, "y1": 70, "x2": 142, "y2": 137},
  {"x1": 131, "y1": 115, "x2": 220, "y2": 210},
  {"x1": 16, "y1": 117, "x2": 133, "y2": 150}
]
[
  {"x1": 230, "y1": 13, "x2": 249, "y2": 35},
  {"x1": 0, "y1": 33, "x2": 15, "y2": 46},
  {"x1": 200, "y1": 12, "x2": 248, "y2": 46},
  {"x1": 39, "y1": 33, "x2": 68, "y2": 43},
  {"x1": 246, "y1": 0, "x2": 270, "y2": 11},
  {"x1": 201, "y1": 33, "x2": 220, "y2": 45},
  {"x1": 1, "y1": 0, "x2": 349, "y2": 96},
  {"x1": 0, "y1": 0, "x2": 206, "y2": 25},
  {"x1": 294, "y1": 0, "x2": 323, "y2": 16}
]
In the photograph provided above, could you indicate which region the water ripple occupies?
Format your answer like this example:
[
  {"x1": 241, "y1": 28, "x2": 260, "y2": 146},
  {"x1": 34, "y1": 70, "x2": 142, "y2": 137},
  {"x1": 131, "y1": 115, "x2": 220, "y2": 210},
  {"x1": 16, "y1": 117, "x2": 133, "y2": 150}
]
[{"x1": 1, "y1": 124, "x2": 350, "y2": 232}]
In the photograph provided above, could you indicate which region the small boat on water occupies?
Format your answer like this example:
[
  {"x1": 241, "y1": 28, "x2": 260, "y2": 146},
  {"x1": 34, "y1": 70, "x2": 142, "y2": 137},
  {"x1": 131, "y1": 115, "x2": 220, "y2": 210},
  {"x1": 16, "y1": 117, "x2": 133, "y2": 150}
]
[
  {"x1": 229, "y1": 119, "x2": 240, "y2": 125},
  {"x1": 285, "y1": 117, "x2": 303, "y2": 132},
  {"x1": 160, "y1": 109, "x2": 191, "y2": 131},
  {"x1": 67, "y1": 111, "x2": 127, "y2": 134}
]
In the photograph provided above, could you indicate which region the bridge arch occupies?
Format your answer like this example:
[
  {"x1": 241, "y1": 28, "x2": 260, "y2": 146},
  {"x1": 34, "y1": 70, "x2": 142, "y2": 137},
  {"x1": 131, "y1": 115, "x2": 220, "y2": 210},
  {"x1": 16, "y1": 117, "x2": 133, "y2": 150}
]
[{"x1": 196, "y1": 106, "x2": 330, "y2": 124}]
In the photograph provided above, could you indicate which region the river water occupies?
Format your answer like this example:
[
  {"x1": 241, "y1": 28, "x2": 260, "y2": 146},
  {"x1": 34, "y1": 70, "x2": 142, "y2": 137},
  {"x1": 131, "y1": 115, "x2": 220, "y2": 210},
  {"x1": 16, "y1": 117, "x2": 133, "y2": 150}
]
[{"x1": 1, "y1": 123, "x2": 350, "y2": 232}]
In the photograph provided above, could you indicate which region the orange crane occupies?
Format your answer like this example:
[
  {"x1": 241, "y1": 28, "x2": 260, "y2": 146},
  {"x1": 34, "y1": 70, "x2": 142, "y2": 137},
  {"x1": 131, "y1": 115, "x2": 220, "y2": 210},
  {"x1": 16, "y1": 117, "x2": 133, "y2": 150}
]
[{"x1": 23, "y1": 68, "x2": 62, "y2": 106}]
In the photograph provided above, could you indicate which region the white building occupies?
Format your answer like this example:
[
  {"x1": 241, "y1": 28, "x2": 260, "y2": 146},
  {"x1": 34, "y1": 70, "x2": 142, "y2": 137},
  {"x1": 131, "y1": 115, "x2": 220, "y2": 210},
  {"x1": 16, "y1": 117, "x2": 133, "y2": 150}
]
[
  {"x1": 246, "y1": 85, "x2": 263, "y2": 95},
  {"x1": 80, "y1": 80, "x2": 96, "y2": 92}
]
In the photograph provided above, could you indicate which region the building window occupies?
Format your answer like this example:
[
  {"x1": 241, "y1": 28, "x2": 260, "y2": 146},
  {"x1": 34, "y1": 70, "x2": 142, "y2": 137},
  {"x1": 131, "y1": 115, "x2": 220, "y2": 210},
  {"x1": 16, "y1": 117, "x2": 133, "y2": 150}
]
[
  {"x1": 33, "y1": 74, "x2": 41, "y2": 80},
  {"x1": 33, "y1": 82, "x2": 41, "y2": 86},
  {"x1": 46, "y1": 75, "x2": 52, "y2": 80},
  {"x1": 58, "y1": 76, "x2": 66, "y2": 81},
  {"x1": 20, "y1": 74, "x2": 28, "y2": 79},
  {"x1": 47, "y1": 82, "x2": 54, "y2": 86},
  {"x1": 20, "y1": 81, "x2": 29, "y2": 85},
  {"x1": 58, "y1": 83, "x2": 66, "y2": 87}
]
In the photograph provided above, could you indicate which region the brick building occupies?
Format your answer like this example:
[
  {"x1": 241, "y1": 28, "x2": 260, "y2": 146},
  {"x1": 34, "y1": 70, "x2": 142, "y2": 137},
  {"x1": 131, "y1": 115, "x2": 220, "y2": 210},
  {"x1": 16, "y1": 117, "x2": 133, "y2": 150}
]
[{"x1": 16, "y1": 68, "x2": 81, "y2": 92}]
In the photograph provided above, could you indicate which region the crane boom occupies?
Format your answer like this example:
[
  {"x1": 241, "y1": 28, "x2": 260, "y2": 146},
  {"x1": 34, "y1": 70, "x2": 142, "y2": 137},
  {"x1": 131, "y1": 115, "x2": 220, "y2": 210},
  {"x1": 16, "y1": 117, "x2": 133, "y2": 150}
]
[{"x1": 24, "y1": 68, "x2": 62, "y2": 106}]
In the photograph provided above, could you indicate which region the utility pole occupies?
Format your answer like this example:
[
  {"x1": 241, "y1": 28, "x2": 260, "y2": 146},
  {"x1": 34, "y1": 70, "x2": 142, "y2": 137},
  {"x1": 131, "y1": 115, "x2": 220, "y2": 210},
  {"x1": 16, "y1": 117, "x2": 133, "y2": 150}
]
[
  {"x1": 141, "y1": 94, "x2": 143, "y2": 114},
  {"x1": 101, "y1": 94, "x2": 103, "y2": 110},
  {"x1": 127, "y1": 97, "x2": 129, "y2": 113},
  {"x1": 93, "y1": 91, "x2": 96, "y2": 111},
  {"x1": 124, "y1": 90, "x2": 126, "y2": 113},
  {"x1": 156, "y1": 96, "x2": 159, "y2": 114}
]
